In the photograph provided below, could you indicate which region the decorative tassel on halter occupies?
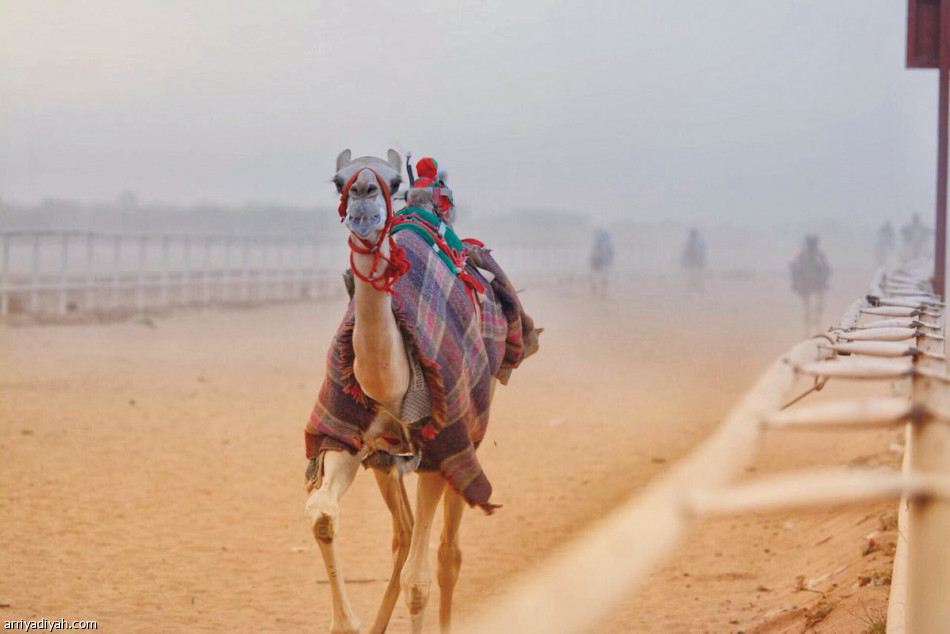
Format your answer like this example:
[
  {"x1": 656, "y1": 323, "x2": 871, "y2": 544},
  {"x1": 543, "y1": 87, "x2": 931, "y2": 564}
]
[{"x1": 338, "y1": 168, "x2": 412, "y2": 295}]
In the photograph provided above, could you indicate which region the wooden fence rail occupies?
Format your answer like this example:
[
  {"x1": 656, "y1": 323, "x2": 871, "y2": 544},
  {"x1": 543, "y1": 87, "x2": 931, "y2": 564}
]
[{"x1": 461, "y1": 262, "x2": 948, "y2": 634}]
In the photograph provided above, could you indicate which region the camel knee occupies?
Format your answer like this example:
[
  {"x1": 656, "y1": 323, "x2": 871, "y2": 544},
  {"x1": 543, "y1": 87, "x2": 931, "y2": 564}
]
[
  {"x1": 402, "y1": 578, "x2": 431, "y2": 616},
  {"x1": 305, "y1": 489, "x2": 340, "y2": 544},
  {"x1": 401, "y1": 561, "x2": 432, "y2": 616},
  {"x1": 437, "y1": 540, "x2": 462, "y2": 590}
]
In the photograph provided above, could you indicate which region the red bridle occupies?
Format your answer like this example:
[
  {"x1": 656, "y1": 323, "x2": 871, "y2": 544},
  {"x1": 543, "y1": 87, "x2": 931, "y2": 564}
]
[{"x1": 337, "y1": 168, "x2": 411, "y2": 295}]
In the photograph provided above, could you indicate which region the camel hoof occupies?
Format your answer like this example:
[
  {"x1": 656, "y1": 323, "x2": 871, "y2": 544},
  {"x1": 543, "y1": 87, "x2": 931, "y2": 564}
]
[{"x1": 314, "y1": 513, "x2": 335, "y2": 544}]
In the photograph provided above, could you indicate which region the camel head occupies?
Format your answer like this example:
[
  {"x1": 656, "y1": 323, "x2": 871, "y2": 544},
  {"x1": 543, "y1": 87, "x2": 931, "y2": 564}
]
[{"x1": 334, "y1": 149, "x2": 402, "y2": 239}]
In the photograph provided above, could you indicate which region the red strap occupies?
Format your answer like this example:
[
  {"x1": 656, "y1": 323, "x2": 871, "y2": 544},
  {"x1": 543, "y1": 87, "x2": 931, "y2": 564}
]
[
  {"x1": 338, "y1": 168, "x2": 411, "y2": 296},
  {"x1": 392, "y1": 211, "x2": 487, "y2": 309},
  {"x1": 340, "y1": 181, "x2": 483, "y2": 309},
  {"x1": 393, "y1": 212, "x2": 466, "y2": 270},
  {"x1": 458, "y1": 270, "x2": 486, "y2": 294}
]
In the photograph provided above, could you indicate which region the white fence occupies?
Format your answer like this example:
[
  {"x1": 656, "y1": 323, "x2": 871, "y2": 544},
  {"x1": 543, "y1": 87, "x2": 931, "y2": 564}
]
[
  {"x1": 461, "y1": 262, "x2": 949, "y2": 634},
  {"x1": 0, "y1": 228, "x2": 352, "y2": 319},
  {"x1": 0, "y1": 229, "x2": 586, "y2": 320},
  {"x1": 0, "y1": 229, "x2": 588, "y2": 321}
]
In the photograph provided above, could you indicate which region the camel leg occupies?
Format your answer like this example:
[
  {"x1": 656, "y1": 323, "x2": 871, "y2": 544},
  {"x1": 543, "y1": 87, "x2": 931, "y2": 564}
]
[
  {"x1": 369, "y1": 468, "x2": 414, "y2": 634},
  {"x1": 401, "y1": 472, "x2": 446, "y2": 634},
  {"x1": 306, "y1": 449, "x2": 364, "y2": 634},
  {"x1": 437, "y1": 487, "x2": 466, "y2": 633}
]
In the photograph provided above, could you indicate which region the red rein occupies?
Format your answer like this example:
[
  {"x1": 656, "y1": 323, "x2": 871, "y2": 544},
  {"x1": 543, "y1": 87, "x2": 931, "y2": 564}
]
[{"x1": 338, "y1": 169, "x2": 411, "y2": 295}]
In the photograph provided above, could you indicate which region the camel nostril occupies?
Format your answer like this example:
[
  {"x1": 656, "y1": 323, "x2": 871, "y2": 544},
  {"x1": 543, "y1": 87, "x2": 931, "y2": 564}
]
[{"x1": 351, "y1": 182, "x2": 378, "y2": 198}]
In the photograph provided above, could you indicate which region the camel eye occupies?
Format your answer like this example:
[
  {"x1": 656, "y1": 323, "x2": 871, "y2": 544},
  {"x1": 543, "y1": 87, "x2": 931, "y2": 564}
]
[
  {"x1": 390, "y1": 178, "x2": 402, "y2": 193},
  {"x1": 333, "y1": 177, "x2": 344, "y2": 194}
]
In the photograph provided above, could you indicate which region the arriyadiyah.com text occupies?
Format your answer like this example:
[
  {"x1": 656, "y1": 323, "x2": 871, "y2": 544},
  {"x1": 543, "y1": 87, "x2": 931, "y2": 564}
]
[{"x1": 5, "y1": 619, "x2": 97, "y2": 631}]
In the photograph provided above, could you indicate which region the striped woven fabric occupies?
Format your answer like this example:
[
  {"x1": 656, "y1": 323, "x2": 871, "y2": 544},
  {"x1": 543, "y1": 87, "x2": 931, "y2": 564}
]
[{"x1": 305, "y1": 229, "x2": 534, "y2": 511}]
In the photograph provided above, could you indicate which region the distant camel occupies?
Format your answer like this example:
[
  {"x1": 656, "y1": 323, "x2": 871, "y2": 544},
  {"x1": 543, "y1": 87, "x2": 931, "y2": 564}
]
[
  {"x1": 680, "y1": 228, "x2": 707, "y2": 294},
  {"x1": 790, "y1": 234, "x2": 831, "y2": 335},
  {"x1": 589, "y1": 227, "x2": 614, "y2": 298},
  {"x1": 304, "y1": 150, "x2": 539, "y2": 633}
]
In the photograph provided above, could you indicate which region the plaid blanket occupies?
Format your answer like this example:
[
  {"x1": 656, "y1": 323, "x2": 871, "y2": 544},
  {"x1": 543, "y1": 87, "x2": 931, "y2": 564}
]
[{"x1": 305, "y1": 229, "x2": 537, "y2": 511}]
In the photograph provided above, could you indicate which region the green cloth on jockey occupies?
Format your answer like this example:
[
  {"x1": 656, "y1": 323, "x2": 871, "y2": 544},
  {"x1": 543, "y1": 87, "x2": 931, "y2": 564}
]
[{"x1": 391, "y1": 206, "x2": 464, "y2": 274}]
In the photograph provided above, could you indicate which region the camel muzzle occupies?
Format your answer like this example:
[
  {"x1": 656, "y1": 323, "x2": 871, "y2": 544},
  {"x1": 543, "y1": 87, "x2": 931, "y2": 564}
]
[{"x1": 345, "y1": 200, "x2": 382, "y2": 239}]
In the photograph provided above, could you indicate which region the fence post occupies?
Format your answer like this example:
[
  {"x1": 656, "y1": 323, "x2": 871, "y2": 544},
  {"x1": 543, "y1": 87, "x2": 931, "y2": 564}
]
[
  {"x1": 241, "y1": 238, "x2": 251, "y2": 302},
  {"x1": 296, "y1": 239, "x2": 305, "y2": 299},
  {"x1": 160, "y1": 235, "x2": 170, "y2": 308},
  {"x1": 30, "y1": 233, "x2": 40, "y2": 314},
  {"x1": 261, "y1": 240, "x2": 269, "y2": 301},
  {"x1": 136, "y1": 234, "x2": 147, "y2": 312},
  {"x1": 111, "y1": 234, "x2": 121, "y2": 309},
  {"x1": 203, "y1": 236, "x2": 211, "y2": 305},
  {"x1": 58, "y1": 232, "x2": 71, "y2": 313},
  {"x1": 226, "y1": 237, "x2": 232, "y2": 301},
  {"x1": 1, "y1": 233, "x2": 10, "y2": 320},
  {"x1": 84, "y1": 232, "x2": 94, "y2": 312},
  {"x1": 183, "y1": 236, "x2": 192, "y2": 306},
  {"x1": 223, "y1": 237, "x2": 232, "y2": 302},
  {"x1": 276, "y1": 238, "x2": 285, "y2": 300}
]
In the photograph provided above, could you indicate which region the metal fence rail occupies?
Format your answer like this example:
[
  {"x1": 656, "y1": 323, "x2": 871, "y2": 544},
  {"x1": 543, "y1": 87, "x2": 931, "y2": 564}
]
[
  {"x1": 0, "y1": 228, "x2": 587, "y2": 321},
  {"x1": 0, "y1": 228, "x2": 349, "y2": 319},
  {"x1": 461, "y1": 262, "x2": 949, "y2": 634}
]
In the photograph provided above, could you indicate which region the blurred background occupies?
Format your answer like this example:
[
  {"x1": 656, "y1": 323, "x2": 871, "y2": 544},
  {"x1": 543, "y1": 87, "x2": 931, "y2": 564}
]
[{"x1": 1, "y1": 1, "x2": 942, "y2": 288}]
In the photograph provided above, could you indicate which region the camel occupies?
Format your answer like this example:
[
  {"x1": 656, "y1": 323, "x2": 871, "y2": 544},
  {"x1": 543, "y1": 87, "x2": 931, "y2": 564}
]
[
  {"x1": 790, "y1": 234, "x2": 832, "y2": 336},
  {"x1": 589, "y1": 227, "x2": 614, "y2": 298},
  {"x1": 304, "y1": 150, "x2": 538, "y2": 633},
  {"x1": 680, "y1": 228, "x2": 707, "y2": 295}
]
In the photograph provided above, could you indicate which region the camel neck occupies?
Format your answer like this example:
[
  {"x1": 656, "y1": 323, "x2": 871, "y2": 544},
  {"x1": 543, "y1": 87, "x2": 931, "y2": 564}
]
[{"x1": 351, "y1": 236, "x2": 395, "y2": 317}]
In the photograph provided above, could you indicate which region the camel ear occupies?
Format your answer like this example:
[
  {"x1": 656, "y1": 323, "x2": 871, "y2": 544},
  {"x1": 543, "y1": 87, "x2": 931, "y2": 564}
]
[
  {"x1": 336, "y1": 149, "x2": 352, "y2": 172},
  {"x1": 387, "y1": 149, "x2": 401, "y2": 172}
]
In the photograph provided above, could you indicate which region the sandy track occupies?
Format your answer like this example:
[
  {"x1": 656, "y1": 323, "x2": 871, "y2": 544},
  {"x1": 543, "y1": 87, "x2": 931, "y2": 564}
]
[{"x1": 0, "y1": 272, "x2": 898, "y2": 632}]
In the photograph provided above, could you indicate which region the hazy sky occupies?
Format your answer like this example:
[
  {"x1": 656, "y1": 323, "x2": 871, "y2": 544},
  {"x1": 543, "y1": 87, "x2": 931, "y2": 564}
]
[{"x1": 0, "y1": 1, "x2": 944, "y2": 226}]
